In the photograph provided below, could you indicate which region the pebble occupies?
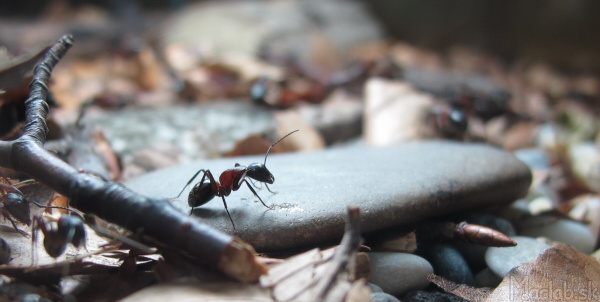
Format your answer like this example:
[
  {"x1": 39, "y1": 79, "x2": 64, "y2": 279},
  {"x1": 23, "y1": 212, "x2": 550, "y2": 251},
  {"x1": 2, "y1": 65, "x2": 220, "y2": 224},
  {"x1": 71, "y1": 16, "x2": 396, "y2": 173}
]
[
  {"x1": 568, "y1": 142, "x2": 600, "y2": 192},
  {"x1": 88, "y1": 103, "x2": 274, "y2": 162},
  {"x1": 452, "y1": 213, "x2": 516, "y2": 271},
  {"x1": 518, "y1": 214, "x2": 595, "y2": 254},
  {"x1": 474, "y1": 268, "x2": 502, "y2": 288},
  {"x1": 485, "y1": 236, "x2": 550, "y2": 278},
  {"x1": 514, "y1": 148, "x2": 551, "y2": 170},
  {"x1": 126, "y1": 141, "x2": 532, "y2": 251},
  {"x1": 368, "y1": 252, "x2": 432, "y2": 297},
  {"x1": 569, "y1": 195, "x2": 600, "y2": 247},
  {"x1": 368, "y1": 283, "x2": 383, "y2": 293},
  {"x1": 371, "y1": 292, "x2": 401, "y2": 302},
  {"x1": 418, "y1": 244, "x2": 475, "y2": 286}
]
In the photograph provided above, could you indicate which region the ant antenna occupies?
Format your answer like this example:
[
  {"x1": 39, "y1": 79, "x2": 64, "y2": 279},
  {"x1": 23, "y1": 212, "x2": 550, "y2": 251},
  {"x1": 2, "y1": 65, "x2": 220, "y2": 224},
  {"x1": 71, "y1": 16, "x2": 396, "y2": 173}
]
[{"x1": 263, "y1": 129, "x2": 299, "y2": 165}]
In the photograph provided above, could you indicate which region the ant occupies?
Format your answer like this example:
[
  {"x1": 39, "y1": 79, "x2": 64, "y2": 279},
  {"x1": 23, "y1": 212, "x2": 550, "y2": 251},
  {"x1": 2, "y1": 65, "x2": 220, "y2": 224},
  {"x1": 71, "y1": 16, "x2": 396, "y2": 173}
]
[
  {"x1": 0, "y1": 177, "x2": 75, "y2": 236},
  {"x1": 175, "y1": 130, "x2": 298, "y2": 229},
  {"x1": 32, "y1": 214, "x2": 86, "y2": 259}
]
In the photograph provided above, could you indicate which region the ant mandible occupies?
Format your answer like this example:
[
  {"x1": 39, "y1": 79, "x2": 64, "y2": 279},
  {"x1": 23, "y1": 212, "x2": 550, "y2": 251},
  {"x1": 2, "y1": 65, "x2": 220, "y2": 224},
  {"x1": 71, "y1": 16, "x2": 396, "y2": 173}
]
[{"x1": 175, "y1": 130, "x2": 298, "y2": 229}]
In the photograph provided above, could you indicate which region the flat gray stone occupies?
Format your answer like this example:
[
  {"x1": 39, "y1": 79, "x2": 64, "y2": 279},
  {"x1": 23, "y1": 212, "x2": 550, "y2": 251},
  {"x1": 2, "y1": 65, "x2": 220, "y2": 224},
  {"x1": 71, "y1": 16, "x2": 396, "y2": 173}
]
[
  {"x1": 125, "y1": 141, "x2": 531, "y2": 251},
  {"x1": 485, "y1": 236, "x2": 550, "y2": 278},
  {"x1": 368, "y1": 252, "x2": 433, "y2": 296}
]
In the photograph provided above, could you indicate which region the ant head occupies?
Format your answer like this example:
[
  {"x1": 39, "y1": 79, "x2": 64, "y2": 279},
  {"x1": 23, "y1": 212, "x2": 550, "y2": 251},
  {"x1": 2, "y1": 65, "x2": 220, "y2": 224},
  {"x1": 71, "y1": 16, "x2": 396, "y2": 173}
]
[
  {"x1": 246, "y1": 163, "x2": 274, "y2": 184},
  {"x1": 247, "y1": 130, "x2": 299, "y2": 184},
  {"x1": 4, "y1": 192, "x2": 31, "y2": 226}
]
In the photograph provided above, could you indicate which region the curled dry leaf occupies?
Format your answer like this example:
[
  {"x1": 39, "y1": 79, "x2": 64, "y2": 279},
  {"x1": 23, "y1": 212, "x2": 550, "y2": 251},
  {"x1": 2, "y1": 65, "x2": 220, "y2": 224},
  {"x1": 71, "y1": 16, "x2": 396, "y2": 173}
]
[
  {"x1": 120, "y1": 281, "x2": 270, "y2": 302},
  {"x1": 274, "y1": 110, "x2": 326, "y2": 152},
  {"x1": 0, "y1": 44, "x2": 51, "y2": 94},
  {"x1": 455, "y1": 221, "x2": 517, "y2": 247},
  {"x1": 363, "y1": 78, "x2": 436, "y2": 145},
  {"x1": 485, "y1": 243, "x2": 600, "y2": 302},
  {"x1": 370, "y1": 231, "x2": 418, "y2": 253},
  {"x1": 428, "y1": 273, "x2": 493, "y2": 302}
]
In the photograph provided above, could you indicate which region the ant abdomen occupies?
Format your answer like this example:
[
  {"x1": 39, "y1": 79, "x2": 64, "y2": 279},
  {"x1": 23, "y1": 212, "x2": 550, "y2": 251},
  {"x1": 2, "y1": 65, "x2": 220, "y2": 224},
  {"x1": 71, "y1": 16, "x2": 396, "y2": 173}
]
[
  {"x1": 58, "y1": 215, "x2": 86, "y2": 248},
  {"x1": 188, "y1": 181, "x2": 215, "y2": 208}
]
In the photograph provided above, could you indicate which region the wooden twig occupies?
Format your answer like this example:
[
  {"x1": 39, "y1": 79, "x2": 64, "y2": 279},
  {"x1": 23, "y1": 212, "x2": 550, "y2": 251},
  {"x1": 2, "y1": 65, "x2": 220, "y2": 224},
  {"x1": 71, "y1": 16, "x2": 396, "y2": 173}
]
[
  {"x1": 0, "y1": 35, "x2": 266, "y2": 282},
  {"x1": 315, "y1": 206, "x2": 362, "y2": 300}
]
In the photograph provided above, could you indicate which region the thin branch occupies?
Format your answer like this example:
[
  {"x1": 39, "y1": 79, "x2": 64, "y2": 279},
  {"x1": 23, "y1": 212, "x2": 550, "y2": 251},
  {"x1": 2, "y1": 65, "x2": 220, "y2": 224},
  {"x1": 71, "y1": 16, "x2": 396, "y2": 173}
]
[
  {"x1": 0, "y1": 35, "x2": 266, "y2": 282},
  {"x1": 315, "y1": 206, "x2": 362, "y2": 300}
]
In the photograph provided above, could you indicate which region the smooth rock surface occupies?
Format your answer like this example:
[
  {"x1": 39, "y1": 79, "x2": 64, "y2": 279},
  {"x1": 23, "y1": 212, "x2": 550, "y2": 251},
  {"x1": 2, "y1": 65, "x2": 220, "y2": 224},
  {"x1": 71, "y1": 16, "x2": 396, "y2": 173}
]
[
  {"x1": 418, "y1": 244, "x2": 475, "y2": 286},
  {"x1": 371, "y1": 292, "x2": 401, "y2": 302},
  {"x1": 125, "y1": 141, "x2": 531, "y2": 251},
  {"x1": 518, "y1": 215, "x2": 596, "y2": 254},
  {"x1": 485, "y1": 236, "x2": 550, "y2": 278},
  {"x1": 368, "y1": 252, "x2": 433, "y2": 297}
]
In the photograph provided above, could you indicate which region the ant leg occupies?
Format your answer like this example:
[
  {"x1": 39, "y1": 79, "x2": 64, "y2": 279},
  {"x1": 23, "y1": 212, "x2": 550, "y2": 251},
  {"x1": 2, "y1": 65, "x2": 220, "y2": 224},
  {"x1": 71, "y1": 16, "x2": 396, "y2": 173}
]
[
  {"x1": 4, "y1": 214, "x2": 28, "y2": 237},
  {"x1": 220, "y1": 196, "x2": 236, "y2": 230},
  {"x1": 242, "y1": 180, "x2": 270, "y2": 208},
  {"x1": 250, "y1": 179, "x2": 261, "y2": 190},
  {"x1": 175, "y1": 169, "x2": 209, "y2": 198},
  {"x1": 0, "y1": 183, "x2": 23, "y2": 195},
  {"x1": 265, "y1": 184, "x2": 277, "y2": 194},
  {"x1": 29, "y1": 200, "x2": 83, "y2": 218}
]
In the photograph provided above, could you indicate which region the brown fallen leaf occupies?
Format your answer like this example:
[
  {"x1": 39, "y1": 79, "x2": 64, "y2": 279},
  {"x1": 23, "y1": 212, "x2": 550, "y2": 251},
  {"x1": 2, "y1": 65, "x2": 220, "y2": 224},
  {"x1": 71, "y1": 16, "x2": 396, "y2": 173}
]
[
  {"x1": 485, "y1": 243, "x2": 600, "y2": 302},
  {"x1": 363, "y1": 78, "x2": 436, "y2": 145},
  {"x1": 122, "y1": 207, "x2": 370, "y2": 302},
  {"x1": 120, "y1": 281, "x2": 271, "y2": 302},
  {"x1": 428, "y1": 274, "x2": 493, "y2": 302},
  {"x1": 274, "y1": 110, "x2": 326, "y2": 152},
  {"x1": 0, "y1": 44, "x2": 51, "y2": 94}
]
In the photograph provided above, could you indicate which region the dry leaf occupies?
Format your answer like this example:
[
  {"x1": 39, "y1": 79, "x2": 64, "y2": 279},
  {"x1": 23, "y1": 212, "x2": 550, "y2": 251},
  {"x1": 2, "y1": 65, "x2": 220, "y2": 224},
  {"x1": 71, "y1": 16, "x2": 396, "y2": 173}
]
[
  {"x1": 0, "y1": 44, "x2": 51, "y2": 93},
  {"x1": 428, "y1": 274, "x2": 493, "y2": 302},
  {"x1": 120, "y1": 281, "x2": 271, "y2": 302},
  {"x1": 486, "y1": 244, "x2": 600, "y2": 302},
  {"x1": 363, "y1": 78, "x2": 436, "y2": 145},
  {"x1": 274, "y1": 110, "x2": 326, "y2": 152},
  {"x1": 371, "y1": 231, "x2": 418, "y2": 253}
]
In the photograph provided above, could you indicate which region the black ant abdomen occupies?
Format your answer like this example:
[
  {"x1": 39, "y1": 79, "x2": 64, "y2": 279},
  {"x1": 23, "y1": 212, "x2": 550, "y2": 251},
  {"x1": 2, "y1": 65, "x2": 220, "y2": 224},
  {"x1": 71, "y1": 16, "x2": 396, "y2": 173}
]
[{"x1": 188, "y1": 181, "x2": 215, "y2": 209}]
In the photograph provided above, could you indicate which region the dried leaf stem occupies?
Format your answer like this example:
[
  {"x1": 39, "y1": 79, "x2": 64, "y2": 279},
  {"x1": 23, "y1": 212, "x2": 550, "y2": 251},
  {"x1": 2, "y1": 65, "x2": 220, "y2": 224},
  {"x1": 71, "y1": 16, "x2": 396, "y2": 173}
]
[
  {"x1": 315, "y1": 206, "x2": 362, "y2": 300},
  {"x1": 0, "y1": 35, "x2": 265, "y2": 282}
]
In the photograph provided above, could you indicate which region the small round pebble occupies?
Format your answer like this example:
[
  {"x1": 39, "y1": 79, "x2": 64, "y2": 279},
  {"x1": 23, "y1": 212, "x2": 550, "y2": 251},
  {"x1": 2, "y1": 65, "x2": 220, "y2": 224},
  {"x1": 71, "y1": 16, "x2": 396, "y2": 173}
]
[
  {"x1": 371, "y1": 292, "x2": 401, "y2": 302},
  {"x1": 368, "y1": 283, "x2": 384, "y2": 293},
  {"x1": 514, "y1": 148, "x2": 550, "y2": 170},
  {"x1": 519, "y1": 215, "x2": 595, "y2": 254},
  {"x1": 368, "y1": 252, "x2": 433, "y2": 296},
  {"x1": 474, "y1": 268, "x2": 502, "y2": 288},
  {"x1": 485, "y1": 236, "x2": 550, "y2": 278},
  {"x1": 418, "y1": 244, "x2": 475, "y2": 286}
]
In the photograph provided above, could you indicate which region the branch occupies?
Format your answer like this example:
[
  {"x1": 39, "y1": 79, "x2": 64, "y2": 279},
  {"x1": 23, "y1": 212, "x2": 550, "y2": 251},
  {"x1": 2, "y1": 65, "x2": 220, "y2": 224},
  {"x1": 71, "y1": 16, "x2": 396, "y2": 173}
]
[
  {"x1": 0, "y1": 35, "x2": 266, "y2": 282},
  {"x1": 315, "y1": 206, "x2": 362, "y2": 300}
]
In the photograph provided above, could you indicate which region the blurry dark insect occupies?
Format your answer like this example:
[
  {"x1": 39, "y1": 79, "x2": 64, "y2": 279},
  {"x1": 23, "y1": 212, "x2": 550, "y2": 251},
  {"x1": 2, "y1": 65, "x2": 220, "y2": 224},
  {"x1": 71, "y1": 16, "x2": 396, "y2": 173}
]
[
  {"x1": 0, "y1": 177, "x2": 76, "y2": 236},
  {"x1": 0, "y1": 238, "x2": 10, "y2": 265},
  {"x1": 430, "y1": 105, "x2": 469, "y2": 139},
  {"x1": 450, "y1": 90, "x2": 511, "y2": 122},
  {"x1": 32, "y1": 214, "x2": 86, "y2": 259},
  {"x1": 175, "y1": 130, "x2": 299, "y2": 229}
]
